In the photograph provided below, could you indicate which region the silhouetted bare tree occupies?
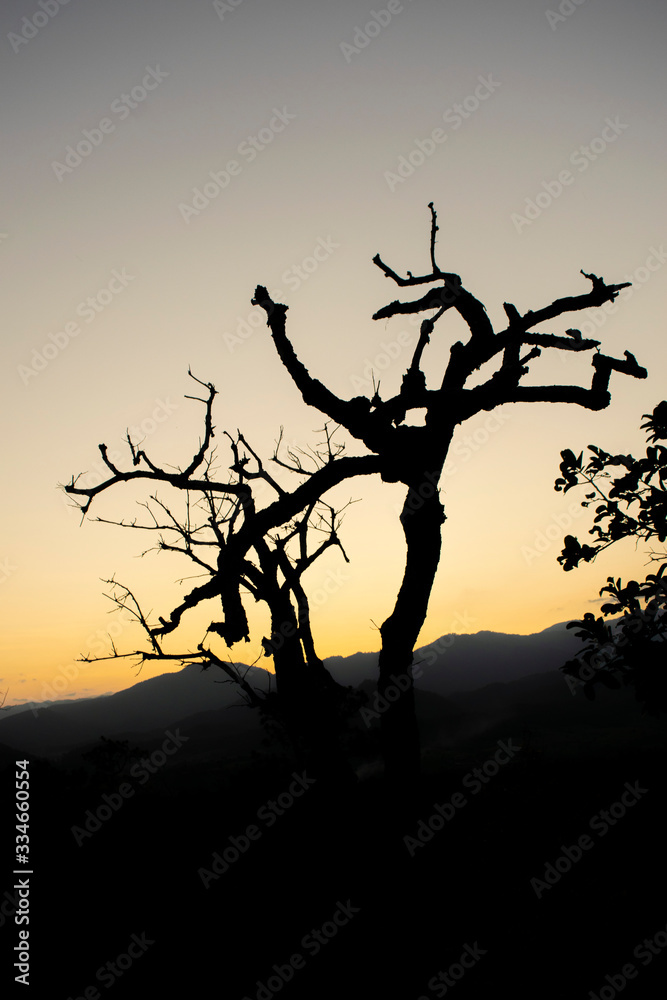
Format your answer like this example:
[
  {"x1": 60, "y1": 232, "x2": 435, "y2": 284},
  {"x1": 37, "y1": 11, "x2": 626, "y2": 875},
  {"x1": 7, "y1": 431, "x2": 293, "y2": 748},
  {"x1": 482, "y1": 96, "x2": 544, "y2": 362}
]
[
  {"x1": 252, "y1": 203, "x2": 648, "y2": 787},
  {"x1": 64, "y1": 373, "x2": 368, "y2": 782},
  {"x1": 66, "y1": 205, "x2": 648, "y2": 792}
]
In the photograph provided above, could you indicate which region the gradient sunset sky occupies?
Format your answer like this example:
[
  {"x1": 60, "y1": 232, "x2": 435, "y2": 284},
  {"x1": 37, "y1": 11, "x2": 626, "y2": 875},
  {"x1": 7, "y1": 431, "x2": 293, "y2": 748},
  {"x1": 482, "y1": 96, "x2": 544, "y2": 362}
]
[{"x1": 1, "y1": 0, "x2": 666, "y2": 706}]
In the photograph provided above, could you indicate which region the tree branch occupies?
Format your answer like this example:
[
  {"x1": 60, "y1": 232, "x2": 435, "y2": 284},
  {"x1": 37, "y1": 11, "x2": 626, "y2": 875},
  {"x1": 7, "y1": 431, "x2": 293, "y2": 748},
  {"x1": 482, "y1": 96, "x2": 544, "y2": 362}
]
[{"x1": 252, "y1": 286, "x2": 370, "y2": 434}]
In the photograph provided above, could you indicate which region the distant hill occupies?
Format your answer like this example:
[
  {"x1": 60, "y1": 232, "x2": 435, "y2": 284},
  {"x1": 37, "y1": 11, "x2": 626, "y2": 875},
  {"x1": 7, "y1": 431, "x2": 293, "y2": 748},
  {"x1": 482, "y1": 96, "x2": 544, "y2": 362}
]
[
  {"x1": 324, "y1": 621, "x2": 583, "y2": 695},
  {"x1": 417, "y1": 668, "x2": 658, "y2": 759},
  {"x1": 0, "y1": 623, "x2": 599, "y2": 760},
  {"x1": 413, "y1": 621, "x2": 584, "y2": 696},
  {"x1": 0, "y1": 661, "x2": 271, "y2": 757}
]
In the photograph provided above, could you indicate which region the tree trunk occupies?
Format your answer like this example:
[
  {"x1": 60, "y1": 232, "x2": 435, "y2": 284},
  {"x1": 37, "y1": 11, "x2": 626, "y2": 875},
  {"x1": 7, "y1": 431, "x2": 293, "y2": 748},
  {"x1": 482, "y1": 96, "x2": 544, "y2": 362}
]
[
  {"x1": 268, "y1": 602, "x2": 356, "y2": 787},
  {"x1": 377, "y1": 474, "x2": 446, "y2": 790}
]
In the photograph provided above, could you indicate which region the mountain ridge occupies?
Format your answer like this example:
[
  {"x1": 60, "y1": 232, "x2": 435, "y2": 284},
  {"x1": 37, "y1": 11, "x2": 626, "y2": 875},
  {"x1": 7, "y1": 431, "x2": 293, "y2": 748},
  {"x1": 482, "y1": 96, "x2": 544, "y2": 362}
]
[{"x1": 0, "y1": 621, "x2": 585, "y2": 757}]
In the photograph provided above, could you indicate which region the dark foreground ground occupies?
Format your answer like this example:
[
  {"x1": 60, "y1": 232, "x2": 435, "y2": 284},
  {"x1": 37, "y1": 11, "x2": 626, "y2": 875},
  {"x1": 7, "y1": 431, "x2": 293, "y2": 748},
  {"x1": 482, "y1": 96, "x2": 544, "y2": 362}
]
[{"x1": 1, "y1": 698, "x2": 666, "y2": 999}]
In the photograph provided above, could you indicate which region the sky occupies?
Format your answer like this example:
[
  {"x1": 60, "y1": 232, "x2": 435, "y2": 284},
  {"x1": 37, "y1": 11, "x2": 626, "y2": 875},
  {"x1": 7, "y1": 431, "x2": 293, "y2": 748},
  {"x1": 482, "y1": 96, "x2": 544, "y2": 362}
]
[{"x1": 1, "y1": 0, "x2": 666, "y2": 707}]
